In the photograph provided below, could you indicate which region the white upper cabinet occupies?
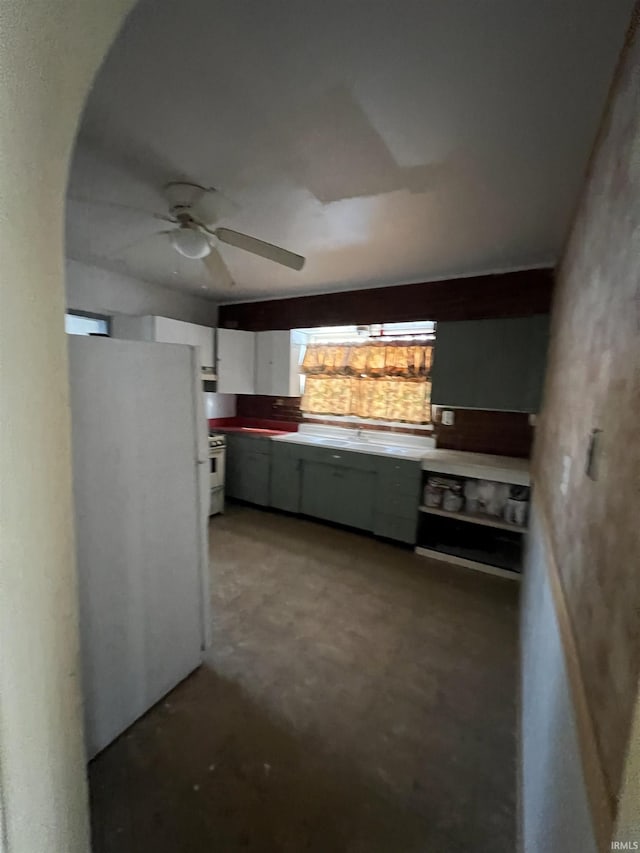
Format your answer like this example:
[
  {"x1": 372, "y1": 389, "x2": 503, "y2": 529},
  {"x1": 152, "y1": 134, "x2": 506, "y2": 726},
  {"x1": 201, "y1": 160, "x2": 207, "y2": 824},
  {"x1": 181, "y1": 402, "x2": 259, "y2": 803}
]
[
  {"x1": 154, "y1": 317, "x2": 214, "y2": 372},
  {"x1": 254, "y1": 330, "x2": 302, "y2": 397},
  {"x1": 112, "y1": 316, "x2": 302, "y2": 397},
  {"x1": 111, "y1": 315, "x2": 215, "y2": 373},
  {"x1": 216, "y1": 328, "x2": 256, "y2": 394}
]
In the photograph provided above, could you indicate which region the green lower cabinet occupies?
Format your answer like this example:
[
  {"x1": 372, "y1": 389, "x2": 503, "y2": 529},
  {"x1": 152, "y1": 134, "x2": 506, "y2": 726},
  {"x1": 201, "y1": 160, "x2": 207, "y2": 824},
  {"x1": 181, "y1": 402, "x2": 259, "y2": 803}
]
[
  {"x1": 373, "y1": 512, "x2": 417, "y2": 544},
  {"x1": 300, "y1": 461, "x2": 376, "y2": 531},
  {"x1": 227, "y1": 435, "x2": 421, "y2": 543},
  {"x1": 269, "y1": 454, "x2": 302, "y2": 512},
  {"x1": 226, "y1": 446, "x2": 270, "y2": 506},
  {"x1": 373, "y1": 458, "x2": 421, "y2": 544}
]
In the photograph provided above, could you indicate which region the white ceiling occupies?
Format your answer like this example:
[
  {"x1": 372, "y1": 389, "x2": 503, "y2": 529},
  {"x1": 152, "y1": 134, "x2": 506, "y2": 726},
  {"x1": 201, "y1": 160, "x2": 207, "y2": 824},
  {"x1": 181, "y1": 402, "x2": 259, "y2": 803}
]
[{"x1": 66, "y1": 0, "x2": 634, "y2": 303}]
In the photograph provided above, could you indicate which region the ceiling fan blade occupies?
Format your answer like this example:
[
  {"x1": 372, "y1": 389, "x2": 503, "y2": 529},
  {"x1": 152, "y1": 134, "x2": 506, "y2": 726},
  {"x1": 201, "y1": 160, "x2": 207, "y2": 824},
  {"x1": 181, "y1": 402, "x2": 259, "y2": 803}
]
[
  {"x1": 67, "y1": 195, "x2": 175, "y2": 224},
  {"x1": 214, "y1": 227, "x2": 305, "y2": 271},
  {"x1": 202, "y1": 247, "x2": 234, "y2": 288}
]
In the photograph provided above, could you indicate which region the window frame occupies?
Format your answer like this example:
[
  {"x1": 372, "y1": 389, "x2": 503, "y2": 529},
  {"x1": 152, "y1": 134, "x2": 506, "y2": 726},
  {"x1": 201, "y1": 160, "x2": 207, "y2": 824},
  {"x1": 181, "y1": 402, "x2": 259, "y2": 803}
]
[{"x1": 65, "y1": 309, "x2": 111, "y2": 337}]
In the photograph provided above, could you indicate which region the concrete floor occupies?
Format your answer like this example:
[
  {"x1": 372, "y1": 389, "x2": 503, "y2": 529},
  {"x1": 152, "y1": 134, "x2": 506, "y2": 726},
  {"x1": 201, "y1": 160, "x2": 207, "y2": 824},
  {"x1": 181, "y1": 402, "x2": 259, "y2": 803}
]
[{"x1": 90, "y1": 505, "x2": 518, "y2": 852}]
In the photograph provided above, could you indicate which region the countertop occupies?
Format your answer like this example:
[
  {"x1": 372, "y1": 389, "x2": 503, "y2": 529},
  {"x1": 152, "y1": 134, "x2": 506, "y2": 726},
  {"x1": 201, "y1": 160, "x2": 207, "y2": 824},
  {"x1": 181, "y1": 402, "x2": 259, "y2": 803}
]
[
  {"x1": 421, "y1": 449, "x2": 530, "y2": 485},
  {"x1": 208, "y1": 417, "x2": 296, "y2": 438},
  {"x1": 270, "y1": 425, "x2": 434, "y2": 461},
  {"x1": 213, "y1": 421, "x2": 531, "y2": 478},
  {"x1": 214, "y1": 426, "x2": 290, "y2": 437}
]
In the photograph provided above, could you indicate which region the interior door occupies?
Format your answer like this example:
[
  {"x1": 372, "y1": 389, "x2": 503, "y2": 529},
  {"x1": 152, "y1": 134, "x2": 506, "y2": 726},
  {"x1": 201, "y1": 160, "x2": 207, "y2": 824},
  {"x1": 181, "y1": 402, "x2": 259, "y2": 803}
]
[{"x1": 69, "y1": 337, "x2": 204, "y2": 757}]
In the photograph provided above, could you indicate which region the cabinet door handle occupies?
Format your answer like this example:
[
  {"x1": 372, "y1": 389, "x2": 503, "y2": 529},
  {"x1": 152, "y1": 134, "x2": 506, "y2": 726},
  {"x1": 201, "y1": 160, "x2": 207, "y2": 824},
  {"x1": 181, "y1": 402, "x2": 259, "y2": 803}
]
[{"x1": 332, "y1": 453, "x2": 342, "y2": 459}]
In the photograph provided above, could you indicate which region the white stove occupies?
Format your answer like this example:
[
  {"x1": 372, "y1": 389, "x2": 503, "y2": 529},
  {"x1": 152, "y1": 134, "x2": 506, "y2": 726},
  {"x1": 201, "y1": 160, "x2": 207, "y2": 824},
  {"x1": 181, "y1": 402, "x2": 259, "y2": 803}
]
[{"x1": 208, "y1": 433, "x2": 226, "y2": 515}]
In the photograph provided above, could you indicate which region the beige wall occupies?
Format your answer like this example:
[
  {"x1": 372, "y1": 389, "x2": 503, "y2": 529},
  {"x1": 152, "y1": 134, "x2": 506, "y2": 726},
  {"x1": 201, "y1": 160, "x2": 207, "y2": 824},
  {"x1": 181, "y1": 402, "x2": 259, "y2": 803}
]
[
  {"x1": 533, "y1": 4, "x2": 640, "y2": 812},
  {"x1": 0, "y1": 2, "x2": 134, "y2": 851}
]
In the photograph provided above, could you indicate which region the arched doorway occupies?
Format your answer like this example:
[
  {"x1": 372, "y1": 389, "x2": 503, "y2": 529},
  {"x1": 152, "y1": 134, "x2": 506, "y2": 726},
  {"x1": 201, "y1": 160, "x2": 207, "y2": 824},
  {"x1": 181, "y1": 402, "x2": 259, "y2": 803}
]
[{"x1": 0, "y1": 2, "x2": 135, "y2": 850}]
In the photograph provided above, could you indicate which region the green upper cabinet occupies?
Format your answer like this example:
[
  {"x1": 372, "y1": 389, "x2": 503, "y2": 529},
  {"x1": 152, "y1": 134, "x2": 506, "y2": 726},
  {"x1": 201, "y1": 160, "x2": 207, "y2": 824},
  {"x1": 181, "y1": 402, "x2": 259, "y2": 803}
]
[{"x1": 431, "y1": 315, "x2": 549, "y2": 412}]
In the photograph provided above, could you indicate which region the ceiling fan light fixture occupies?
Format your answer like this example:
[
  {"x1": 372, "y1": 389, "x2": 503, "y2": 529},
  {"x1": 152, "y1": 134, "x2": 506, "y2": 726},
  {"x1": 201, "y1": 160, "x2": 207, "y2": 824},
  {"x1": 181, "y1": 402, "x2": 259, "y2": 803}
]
[{"x1": 171, "y1": 225, "x2": 211, "y2": 259}]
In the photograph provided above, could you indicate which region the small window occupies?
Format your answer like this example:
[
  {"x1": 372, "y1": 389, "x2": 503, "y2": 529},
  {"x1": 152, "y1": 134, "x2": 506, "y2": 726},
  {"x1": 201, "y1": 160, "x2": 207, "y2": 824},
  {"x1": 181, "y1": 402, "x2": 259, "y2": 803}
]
[
  {"x1": 65, "y1": 311, "x2": 110, "y2": 336},
  {"x1": 295, "y1": 322, "x2": 436, "y2": 427}
]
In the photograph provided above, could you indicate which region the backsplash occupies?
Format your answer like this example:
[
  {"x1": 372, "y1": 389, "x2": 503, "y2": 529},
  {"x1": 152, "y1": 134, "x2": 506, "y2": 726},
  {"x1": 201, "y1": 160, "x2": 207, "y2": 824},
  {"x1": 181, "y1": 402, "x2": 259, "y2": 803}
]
[
  {"x1": 235, "y1": 395, "x2": 533, "y2": 458},
  {"x1": 235, "y1": 394, "x2": 302, "y2": 423},
  {"x1": 432, "y1": 408, "x2": 533, "y2": 458}
]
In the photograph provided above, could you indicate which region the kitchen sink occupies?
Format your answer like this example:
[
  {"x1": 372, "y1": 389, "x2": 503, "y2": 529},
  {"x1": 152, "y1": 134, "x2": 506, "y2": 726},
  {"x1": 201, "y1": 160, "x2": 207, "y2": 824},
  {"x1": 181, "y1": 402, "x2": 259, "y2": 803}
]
[{"x1": 347, "y1": 441, "x2": 413, "y2": 455}]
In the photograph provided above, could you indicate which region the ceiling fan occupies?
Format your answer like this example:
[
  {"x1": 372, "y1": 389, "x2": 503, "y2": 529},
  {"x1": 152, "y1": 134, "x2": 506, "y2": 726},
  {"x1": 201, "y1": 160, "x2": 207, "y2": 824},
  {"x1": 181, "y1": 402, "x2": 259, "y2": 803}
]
[{"x1": 74, "y1": 181, "x2": 306, "y2": 288}]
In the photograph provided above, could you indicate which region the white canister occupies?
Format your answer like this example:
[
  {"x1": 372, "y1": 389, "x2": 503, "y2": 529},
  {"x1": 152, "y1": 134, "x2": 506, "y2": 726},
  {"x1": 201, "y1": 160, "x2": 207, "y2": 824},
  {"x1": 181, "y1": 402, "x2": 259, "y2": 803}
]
[{"x1": 443, "y1": 490, "x2": 464, "y2": 513}]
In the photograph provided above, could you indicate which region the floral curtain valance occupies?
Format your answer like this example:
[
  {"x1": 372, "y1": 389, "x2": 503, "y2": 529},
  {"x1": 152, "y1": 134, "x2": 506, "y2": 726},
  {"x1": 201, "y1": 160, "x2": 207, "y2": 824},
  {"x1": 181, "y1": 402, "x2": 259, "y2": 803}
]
[
  {"x1": 300, "y1": 341, "x2": 433, "y2": 424},
  {"x1": 301, "y1": 341, "x2": 433, "y2": 379}
]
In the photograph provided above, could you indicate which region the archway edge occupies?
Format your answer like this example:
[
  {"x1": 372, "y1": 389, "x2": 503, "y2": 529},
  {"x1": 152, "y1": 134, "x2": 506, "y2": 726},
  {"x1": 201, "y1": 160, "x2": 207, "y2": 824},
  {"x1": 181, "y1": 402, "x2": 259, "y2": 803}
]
[{"x1": 0, "y1": 2, "x2": 135, "y2": 851}]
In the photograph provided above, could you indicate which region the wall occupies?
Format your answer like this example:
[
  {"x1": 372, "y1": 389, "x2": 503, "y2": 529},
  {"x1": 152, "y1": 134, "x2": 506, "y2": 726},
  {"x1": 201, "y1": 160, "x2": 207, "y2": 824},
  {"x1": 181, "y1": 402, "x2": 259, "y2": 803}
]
[
  {"x1": 0, "y1": 1, "x2": 134, "y2": 852},
  {"x1": 532, "y1": 4, "x2": 640, "y2": 811},
  {"x1": 234, "y1": 396, "x2": 534, "y2": 457},
  {"x1": 219, "y1": 268, "x2": 553, "y2": 331},
  {"x1": 432, "y1": 408, "x2": 533, "y2": 457},
  {"x1": 521, "y1": 507, "x2": 598, "y2": 853},
  {"x1": 66, "y1": 259, "x2": 219, "y2": 326},
  {"x1": 222, "y1": 270, "x2": 549, "y2": 456}
]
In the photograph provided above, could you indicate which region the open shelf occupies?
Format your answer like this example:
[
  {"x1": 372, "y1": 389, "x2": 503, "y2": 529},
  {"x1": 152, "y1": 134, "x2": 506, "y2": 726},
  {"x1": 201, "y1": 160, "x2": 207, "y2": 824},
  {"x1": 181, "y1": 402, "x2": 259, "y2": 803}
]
[
  {"x1": 419, "y1": 505, "x2": 527, "y2": 533},
  {"x1": 415, "y1": 547, "x2": 521, "y2": 581}
]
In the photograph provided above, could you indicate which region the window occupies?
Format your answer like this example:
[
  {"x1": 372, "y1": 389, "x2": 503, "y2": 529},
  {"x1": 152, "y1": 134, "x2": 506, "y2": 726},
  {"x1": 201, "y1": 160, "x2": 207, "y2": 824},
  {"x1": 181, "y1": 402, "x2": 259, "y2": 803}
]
[
  {"x1": 65, "y1": 311, "x2": 110, "y2": 336},
  {"x1": 297, "y1": 322, "x2": 435, "y2": 426}
]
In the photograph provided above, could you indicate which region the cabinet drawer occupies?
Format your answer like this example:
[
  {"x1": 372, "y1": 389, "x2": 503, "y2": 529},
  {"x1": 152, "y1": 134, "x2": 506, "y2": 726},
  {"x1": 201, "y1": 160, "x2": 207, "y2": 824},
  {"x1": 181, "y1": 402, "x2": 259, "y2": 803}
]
[
  {"x1": 374, "y1": 513, "x2": 417, "y2": 544},
  {"x1": 376, "y1": 457, "x2": 421, "y2": 479},
  {"x1": 225, "y1": 433, "x2": 271, "y2": 456},
  {"x1": 297, "y1": 445, "x2": 378, "y2": 472},
  {"x1": 377, "y1": 472, "x2": 422, "y2": 498},
  {"x1": 270, "y1": 441, "x2": 302, "y2": 461},
  {"x1": 377, "y1": 459, "x2": 421, "y2": 499},
  {"x1": 375, "y1": 488, "x2": 419, "y2": 519}
]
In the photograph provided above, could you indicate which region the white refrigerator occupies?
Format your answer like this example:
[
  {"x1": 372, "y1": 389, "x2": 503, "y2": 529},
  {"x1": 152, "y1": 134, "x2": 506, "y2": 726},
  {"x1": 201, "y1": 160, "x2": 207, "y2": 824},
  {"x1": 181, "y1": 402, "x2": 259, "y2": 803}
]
[{"x1": 68, "y1": 336, "x2": 210, "y2": 758}]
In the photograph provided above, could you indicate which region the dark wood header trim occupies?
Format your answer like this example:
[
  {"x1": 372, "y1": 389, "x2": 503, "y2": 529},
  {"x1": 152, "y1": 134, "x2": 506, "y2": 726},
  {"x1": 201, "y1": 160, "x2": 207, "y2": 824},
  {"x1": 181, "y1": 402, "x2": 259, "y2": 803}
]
[{"x1": 219, "y1": 268, "x2": 554, "y2": 331}]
